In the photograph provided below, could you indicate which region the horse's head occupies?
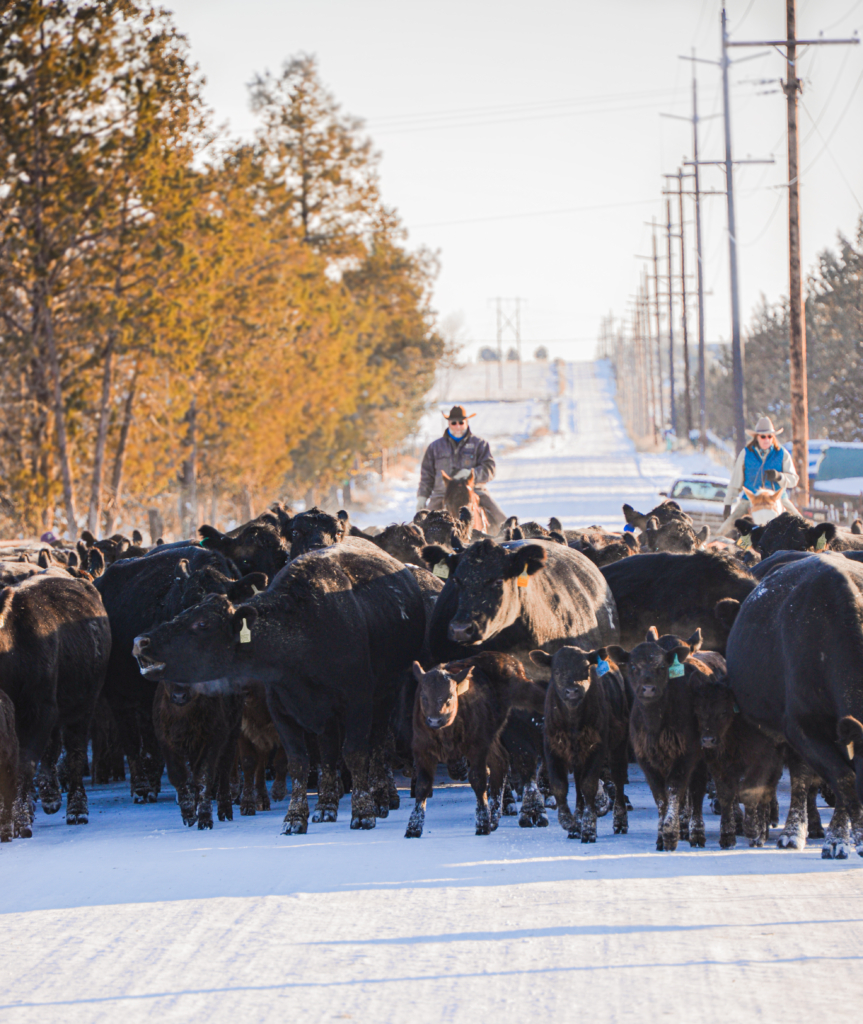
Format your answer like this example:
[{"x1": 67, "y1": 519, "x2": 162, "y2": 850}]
[
  {"x1": 742, "y1": 485, "x2": 785, "y2": 525},
  {"x1": 442, "y1": 471, "x2": 486, "y2": 532}
]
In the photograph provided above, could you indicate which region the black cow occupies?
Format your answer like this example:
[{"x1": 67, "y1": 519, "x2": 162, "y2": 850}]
[
  {"x1": 601, "y1": 550, "x2": 756, "y2": 653},
  {"x1": 735, "y1": 512, "x2": 838, "y2": 559},
  {"x1": 423, "y1": 539, "x2": 619, "y2": 672},
  {"x1": 406, "y1": 653, "x2": 546, "y2": 837},
  {"x1": 578, "y1": 533, "x2": 639, "y2": 567},
  {"x1": 612, "y1": 630, "x2": 709, "y2": 851},
  {"x1": 132, "y1": 544, "x2": 426, "y2": 834},
  {"x1": 0, "y1": 574, "x2": 111, "y2": 835},
  {"x1": 287, "y1": 508, "x2": 350, "y2": 558},
  {"x1": 623, "y1": 500, "x2": 690, "y2": 531},
  {"x1": 0, "y1": 688, "x2": 17, "y2": 842},
  {"x1": 367, "y1": 522, "x2": 426, "y2": 566},
  {"x1": 199, "y1": 508, "x2": 291, "y2": 577},
  {"x1": 95, "y1": 545, "x2": 265, "y2": 803},
  {"x1": 724, "y1": 553, "x2": 863, "y2": 858},
  {"x1": 641, "y1": 516, "x2": 709, "y2": 553},
  {"x1": 530, "y1": 645, "x2": 631, "y2": 841}
]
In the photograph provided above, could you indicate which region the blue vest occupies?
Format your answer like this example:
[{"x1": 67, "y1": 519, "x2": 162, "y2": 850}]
[{"x1": 743, "y1": 445, "x2": 784, "y2": 492}]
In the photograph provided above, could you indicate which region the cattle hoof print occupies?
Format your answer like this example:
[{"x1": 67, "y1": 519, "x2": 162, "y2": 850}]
[
  {"x1": 350, "y1": 816, "x2": 376, "y2": 830},
  {"x1": 822, "y1": 841, "x2": 850, "y2": 860}
]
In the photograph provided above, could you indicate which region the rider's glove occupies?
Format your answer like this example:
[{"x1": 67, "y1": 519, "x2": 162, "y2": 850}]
[
  {"x1": 416, "y1": 497, "x2": 427, "y2": 513},
  {"x1": 452, "y1": 469, "x2": 472, "y2": 481},
  {"x1": 763, "y1": 469, "x2": 781, "y2": 483}
]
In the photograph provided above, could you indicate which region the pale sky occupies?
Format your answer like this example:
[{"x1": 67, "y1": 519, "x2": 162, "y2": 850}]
[{"x1": 166, "y1": 0, "x2": 863, "y2": 363}]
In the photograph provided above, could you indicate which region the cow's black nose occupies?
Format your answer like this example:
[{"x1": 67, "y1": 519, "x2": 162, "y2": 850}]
[
  {"x1": 640, "y1": 684, "x2": 656, "y2": 699},
  {"x1": 701, "y1": 735, "x2": 717, "y2": 748},
  {"x1": 132, "y1": 636, "x2": 150, "y2": 655},
  {"x1": 449, "y1": 621, "x2": 478, "y2": 644}
]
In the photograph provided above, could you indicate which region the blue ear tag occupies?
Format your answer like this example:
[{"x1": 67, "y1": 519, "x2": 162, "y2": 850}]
[
  {"x1": 596, "y1": 658, "x2": 610, "y2": 677},
  {"x1": 668, "y1": 654, "x2": 685, "y2": 679},
  {"x1": 623, "y1": 524, "x2": 635, "y2": 533}
]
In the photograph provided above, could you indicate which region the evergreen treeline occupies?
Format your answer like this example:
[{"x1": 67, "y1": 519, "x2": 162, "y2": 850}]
[
  {"x1": 706, "y1": 217, "x2": 863, "y2": 442},
  {"x1": 0, "y1": 2, "x2": 443, "y2": 538}
]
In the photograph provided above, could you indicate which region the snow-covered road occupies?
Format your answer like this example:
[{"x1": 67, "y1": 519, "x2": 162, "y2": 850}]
[{"x1": 3, "y1": 361, "x2": 860, "y2": 1023}]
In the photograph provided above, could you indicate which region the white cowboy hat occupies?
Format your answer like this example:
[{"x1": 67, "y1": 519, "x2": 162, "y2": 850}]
[{"x1": 745, "y1": 416, "x2": 783, "y2": 437}]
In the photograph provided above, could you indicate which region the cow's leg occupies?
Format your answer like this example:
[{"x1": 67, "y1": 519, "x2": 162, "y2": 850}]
[
  {"x1": 537, "y1": 761, "x2": 556, "y2": 809},
  {"x1": 502, "y1": 769, "x2": 518, "y2": 816},
  {"x1": 487, "y1": 752, "x2": 507, "y2": 831},
  {"x1": 214, "y1": 727, "x2": 237, "y2": 823},
  {"x1": 777, "y1": 750, "x2": 812, "y2": 850},
  {"x1": 405, "y1": 760, "x2": 434, "y2": 838},
  {"x1": 271, "y1": 715, "x2": 310, "y2": 836},
  {"x1": 108, "y1": 698, "x2": 148, "y2": 803},
  {"x1": 807, "y1": 784, "x2": 825, "y2": 839},
  {"x1": 578, "y1": 747, "x2": 607, "y2": 844},
  {"x1": 139, "y1": 707, "x2": 163, "y2": 802},
  {"x1": 687, "y1": 760, "x2": 708, "y2": 848},
  {"x1": 312, "y1": 720, "x2": 341, "y2": 824},
  {"x1": 238, "y1": 734, "x2": 258, "y2": 815},
  {"x1": 544, "y1": 744, "x2": 573, "y2": 831},
  {"x1": 36, "y1": 727, "x2": 63, "y2": 815},
  {"x1": 518, "y1": 757, "x2": 548, "y2": 828},
  {"x1": 468, "y1": 757, "x2": 493, "y2": 835},
  {"x1": 639, "y1": 761, "x2": 668, "y2": 850},
  {"x1": 342, "y1": 707, "x2": 375, "y2": 830},
  {"x1": 271, "y1": 744, "x2": 288, "y2": 803},
  {"x1": 0, "y1": 751, "x2": 15, "y2": 842},
  {"x1": 61, "y1": 713, "x2": 92, "y2": 825},
  {"x1": 193, "y1": 754, "x2": 214, "y2": 831},
  {"x1": 163, "y1": 745, "x2": 195, "y2": 826},
  {"x1": 253, "y1": 746, "x2": 270, "y2": 812},
  {"x1": 368, "y1": 715, "x2": 392, "y2": 819},
  {"x1": 713, "y1": 768, "x2": 739, "y2": 849},
  {"x1": 610, "y1": 740, "x2": 629, "y2": 835}
]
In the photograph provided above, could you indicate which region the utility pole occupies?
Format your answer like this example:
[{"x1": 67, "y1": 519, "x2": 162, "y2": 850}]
[
  {"x1": 691, "y1": 65, "x2": 708, "y2": 451},
  {"x1": 677, "y1": 170, "x2": 693, "y2": 438},
  {"x1": 726, "y1": 2, "x2": 858, "y2": 503},
  {"x1": 642, "y1": 272, "x2": 658, "y2": 443},
  {"x1": 651, "y1": 224, "x2": 665, "y2": 431},
  {"x1": 665, "y1": 197, "x2": 676, "y2": 435},
  {"x1": 491, "y1": 298, "x2": 525, "y2": 392}
]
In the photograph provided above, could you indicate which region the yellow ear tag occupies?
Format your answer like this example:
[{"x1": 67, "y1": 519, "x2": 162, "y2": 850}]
[
  {"x1": 846, "y1": 742, "x2": 855, "y2": 761},
  {"x1": 517, "y1": 569, "x2": 529, "y2": 588},
  {"x1": 239, "y1": 618, "x2": 252, "y2": 644},
  {"x1": 433, "y1": 562, "x2": 450, "y2": 579},
  {"x1": 815, "y1": 533, "x2": 827, "y2": 551},
  {"x1": 736, "y1": 533, "x2": 752, "y2": 550}
]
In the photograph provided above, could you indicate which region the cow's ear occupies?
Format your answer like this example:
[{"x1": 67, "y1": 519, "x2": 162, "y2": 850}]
[
  {"x1": 838, "y1": 715, "x2": 863, "y2": 758},
  {"x1": 645, "y1": 626, "x2": 659, "y2": 641},
  {"x1": 696, "y1": 526, "x2": 710, "y2": 546},
  {"x1": 441, "y1": 471, "x2": 452, "y2": 483},
  {"x1": 715, "y1": 598, "x2": 741, "y2": 629},
  {"x1": 88, "y1": 548, "x2": 105, "y2": 577},
  {"x1": 665, "y1": 644, "x2": 690, "y2": 665},
  {"x1": 605, "y1": 644, "x2": 629, "y2": 665},
  {"x1": 622, "y1": 504, "x2": 644, "y2": 529},
  {"x1": 80, "y1": 530, "x2": 96, "y2": 546},
  {"x1": 37, "y1": 549, "x2": 51, "y2": 569},
  {"x1": 453, "y1": 667, "x2": 473, "y2": 695},
  {"x1": 687, "y1": 628, "x2": 703, "y2": 652},
  {"x1": 507, "y1": 543, "x2": 546, "y2": 579},
  {"x1": 228, "y1": 573, "x2": 268, "y2": 602},
  {"x1": 807, "y1": 522, "x2": 836, "y2": 551},
  {"x1": 529, "y1": 649, "x2": 553, "y2": 667},
  {"x1": 199, "y1": 524, "x2": 229, "y2": 550},
  {"x1": 67, "y1": 549, "x2": 79, "y2": 568},
  {"x1": 587, "y1": 647, "x2": 608, "y2": 665},
  {"x1": 422, "y1": 545, "x2": 458, "y2": 575},
  {"x1": 231, "y1": 605, "x2": 259, "y2": 637},
  {"x1": 176, "y1": 559, "x2": 191, "y2": 580},
  {"x1": 132, "y1": 530, "x2": 143, "y2": 546},
  {"x1": 852, "y1": 519, "x2": 863, "y2": 535},
  {"x1": 750, "y1": 525, "x2": 766, "y2": 550},
  {"x1": 623, "y1": 532, "x2": 639, "y2": 552},
  {"x1": 549, "y1": 531, "x2": 567, "y2": 545},
  {"x1": 412, "y1": 660, "x2": 426, "y2": 684},
  {"x1": 549, "y1": 517, "x2": 563, "y2": 533},
  {"x1": 406, "y1": 524, "x2": 425, "y2": 543}
]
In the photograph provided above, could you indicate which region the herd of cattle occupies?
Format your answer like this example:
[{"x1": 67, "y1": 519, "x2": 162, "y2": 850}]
[{"x1": 2, "y1": 496, "x2": 863, "y2": 860}]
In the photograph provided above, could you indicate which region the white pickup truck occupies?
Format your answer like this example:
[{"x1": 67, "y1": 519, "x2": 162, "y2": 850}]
[{"x1": 659, "y1": 473, "x2": 730, "y2": 526}]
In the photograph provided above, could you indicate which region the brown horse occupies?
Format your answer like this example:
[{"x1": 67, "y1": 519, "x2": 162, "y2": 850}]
[{"x1": 441, "y1": 470, "x2": 489, "y2": 534}]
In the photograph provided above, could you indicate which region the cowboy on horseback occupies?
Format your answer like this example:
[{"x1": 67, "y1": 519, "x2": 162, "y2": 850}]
[
  {"x1": 416, "y1": 405, "x2": 506, "y2": 532},
  {"x1": 718, "y1": 415, "x2": 802, "y2": 536}
]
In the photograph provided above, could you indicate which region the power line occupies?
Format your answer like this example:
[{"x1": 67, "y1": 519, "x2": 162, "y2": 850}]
[{"x1": 408, "y1": 196, "x2": 661, "y2": 230}]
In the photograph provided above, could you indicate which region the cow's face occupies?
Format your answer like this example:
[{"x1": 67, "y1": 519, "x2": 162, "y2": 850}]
[
  {"x1": 375, "y1": 524, "x2": 425, "y2": 566},
  {"x1": 413, "y1": 661, "x2": 472, "y2": 729},
  {"x1": 644, "y1": 517, "x2": 708, "y2": 553},
  {"x1": 615, "y1": 639, "x2": 691, "y2": 705},
  {"x1": 531, "y1": 645, "x2": 605, "y2": 708},
  {"x1": 132, "y1": 593, "x2": 255, "y2": 688},
  {"x1": 445, "y1": 540, "x2": 547, "y2": 645},
  {"x1": 751, "y1": 513, "x2": 835, "y2": 558},
  {"x1": 289, "y1": 508, "x2": 348, "y2": 558},
  {"x1": 692, "y1": 679, "x2": 736, "y2": 749},
  {"x1": 168, "y1": 560, "x2": 268, "y2": 612},
  {"x1": 200, "y1": 523, "x2": 288, "y2": 577}
]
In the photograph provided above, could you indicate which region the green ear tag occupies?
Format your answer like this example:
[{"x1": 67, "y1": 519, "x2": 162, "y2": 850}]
[
  {"x1": 433, "y1": 561, "x2": 450, "y2": 579},
  {"x1": 733, "y1": 703, "x2": 740, "y2": 714},
  {"x1": 517, "y1": 569, "x2": 529, "y2": 588},
  {"x1": 668, "y1": 654, "x2": 685, "y2": 679},
  {"x1": 736, "y1": 533, "x2": 752, "y2": 550},
  {"x1": 239, "y1": 618, "x2": 252, "y2": 644},
  {"x1": 815, "y1": 533, "x2": 827, "y2": 551}
]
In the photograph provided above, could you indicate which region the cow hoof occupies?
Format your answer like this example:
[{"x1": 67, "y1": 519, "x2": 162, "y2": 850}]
[
  {"x1": 271, "y1": 783, "x2": 287, "y2": 802},
  {"x1": 690, "y1": 834, "x2": 706, "y2": 849},
  {"x1": 16, "y1": 826, "x2": 32, "y2": 839},
  {"x1": 502, "y1": 802, "x2": 517, "y2": 816},
  {"x1": 256, "y1": 799, "x2": 271, "y2": 813},
  {"x1": 41, "y1": 797, "x2": 62, "y2": 816},
  {"x1": 822, "y1": 841, "x2": 850, "y2": 860},
  {"x1": 0, "y1": 833, "x2": 11, "y2": 843},
  {"x1": 240, "y1": 802, "x2": 256, "y2": 816},
  {"x1": 311, "y1": 808, "x2": 337, "y2": 823},
  {"x1": 374, "y1": 804, "x2": 389, "y2": 819},
  {"x1": 147, "y1": 792, "x2": 158, "y2": 803},
  {"x1": 581, "y1": 833, "x2": 596, "y2": 844},
  {"x1": 544, "y1": 794, "x2": 557, "y2": 809},
  {"x1": 389, "y1": 793, "x2": 400, "y2": 811},
  {"x1": 663, "y1": 840, "x2": 678, "y2": 852},
  {"x1": 856, "y1": 844, "x2": 863, "y2": 858},
  {"x1": 65, "y1": 812, "x2": 88, "y2": 825},
  {"x1": 475, "y1": 823, "x2": 491, "y2": 836},
  {"x1": 567, "y1": 828, "x2": 581, "y2": 840},
  {"x1": 182, "y1": 815, "x2": 196, "y2": 827},
  {"x1": 613, "y1": 824, "x2": 628, "y2": 835},
  {"x1": 217, "y1": 807, "x2": 233, "y2": 822},
  {"x1": 518, "y1": 814, "x2": 535, "y2": 828},
  {"x1": 808, "y1": 824, "x2": 825, "y2": 839},
  {"x1": 536, "y1": 811, "x2": 549, "y2": 827},
  {"x1": 350, "y1": 816, "x2": 375, "y2": 830},
  {"x1": 405, "y1": 826, "x2": 423, "y2": 838},
  {"x1": 282, "y1": 819, "x2": 308, "y2": 835},
  {"x1": 133, "y1": 793, "x2": 147, "y2": 804},
  {"x1": 777, "y1": 833, "x2": 805, "y2": 850},
  {"x1": 197, "y1": 818, "x2": 213, "y2": 830},
  {"x1": 720, "y1": 835, "x2": 737, "y2": 849}
]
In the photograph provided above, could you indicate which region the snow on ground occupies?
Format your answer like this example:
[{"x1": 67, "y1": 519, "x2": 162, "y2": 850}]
[
  {"x1": 3, "y1": 360, "x2": 861, "y2": 1023},
  {"x1": 351, "y1": 360, "x2": 728, "y2": 530}
]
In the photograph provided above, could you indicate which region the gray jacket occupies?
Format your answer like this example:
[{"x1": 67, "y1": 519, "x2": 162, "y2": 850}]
[{"x1": 418, "y1": 430, "x2": 496, "y2": 500}]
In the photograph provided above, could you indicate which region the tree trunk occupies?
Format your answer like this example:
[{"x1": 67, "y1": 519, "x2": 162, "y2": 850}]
[
  {"x1": 179, "y1": 401, "x2": 198, "y2": 539},
  {"x1": 41, "y1": 301, "x2": 76, "y2": 537},
  {"x1": 87, "y1": 336, "x2": 114, "y2": 536},
  {"x1": 103, "y1": 366, "x2": 137, "y2": 536}
]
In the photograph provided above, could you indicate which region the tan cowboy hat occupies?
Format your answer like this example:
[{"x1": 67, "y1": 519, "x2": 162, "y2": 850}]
[
  {"x1": 746, "y1": 415, "x2": 783, "y2": 437},
  {"x1": 441, "y1": 405, "x2": 475, "y2": 421}
]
